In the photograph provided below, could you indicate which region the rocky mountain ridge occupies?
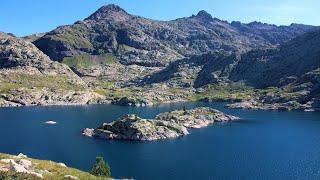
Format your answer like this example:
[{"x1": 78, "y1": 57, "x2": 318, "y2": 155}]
[
  {"x1": 0, "y1": 4, "x2": 319, "y2": 111},
  {"x1": 33, "y1": 4, "x2": 316, "y2": 66}
]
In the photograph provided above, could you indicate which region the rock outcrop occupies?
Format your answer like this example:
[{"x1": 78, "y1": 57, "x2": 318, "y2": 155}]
[
  {"x1": 0, "y1": 152, "x2": 104, "y2": 179},
  {"x1": 83, "y1": 107, "x2": 238, "y2": 141},
  {"x1": 227, "y1": 68, "x2": 320, "y2": 111},
  {"x1": 0, "y1": 88, "x2": 106, "y2": 107},
  {"x1": 0, "y1": 32, "x2": 107, "y2": 107},
  {"x1": 0, "y1": 32, "x2": 84, "y2": 84},
  {"x1": 0, "y1": 154, "x2": 43, "y2": 179},
  {"x1": 229, "y1": 30, "x2": 320, "y2": 88}
]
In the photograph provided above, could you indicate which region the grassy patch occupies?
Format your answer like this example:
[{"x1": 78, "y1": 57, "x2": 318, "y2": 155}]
[
  {"x1": 62, "y1": 54, "x2": 117, "y2": 68},
  {"x1": 0, "y1": 153, "x2": 111, "y2": 180},
  {"x1": 0, "y1": 73, "x2": 85, "y2": 93},
  {"x1": 0, "y1": 171, "x2": 39, "y2": 180},
  {"x1": 190, "y1": 83, "x2": 255, "y2": 102},
  {"x1": 50, "y1": 24, "x2": 93, "y2": 50},
  {"x1": 117, "y1": 44, "x2": 135, "y2": 53}
]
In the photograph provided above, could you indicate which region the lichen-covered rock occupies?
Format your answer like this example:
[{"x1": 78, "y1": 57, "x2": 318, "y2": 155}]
[
  {"x1": 156, "y1": 107, "x2": 238, "y2": 128},
  {"x1": 84, "y1": 107, "x2": 238, "y2": 141},
  {"x1": 93, "y1": 114, "x2": 188, "y2": 141}
]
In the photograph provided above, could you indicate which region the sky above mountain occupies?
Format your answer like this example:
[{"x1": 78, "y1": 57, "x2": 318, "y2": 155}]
[{"x1": 1, "y1": 0, "x2": 319, "y2": 37}]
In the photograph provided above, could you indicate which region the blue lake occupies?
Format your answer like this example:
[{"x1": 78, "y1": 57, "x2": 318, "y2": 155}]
[{"x1": 0, "y1": 102, "x2": 320, "y2": 179}]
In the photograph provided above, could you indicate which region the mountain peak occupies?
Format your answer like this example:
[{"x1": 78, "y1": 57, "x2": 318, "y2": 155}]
[
  {"x1": 99, "y1": 4, "x2": 124, "y2": 12},
  {"x1": 195, "y1": 10, "x2": 213, "y2": 20},
  {"x1": 86, "y1": 4, "x2": 129, "y2": 21}
]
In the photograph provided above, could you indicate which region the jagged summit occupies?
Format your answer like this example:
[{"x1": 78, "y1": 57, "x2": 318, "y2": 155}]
[
  {"x1": 34, "y1": 4, "x2": 317, "y2": 64},
  {"x1": 85, "y1": 4, "x2": 129, "y2": 21},
  {"x1": 98, "y1": 4, "x2": 125, "y2": 12},
  {"x1": 195, "y1": 10, "x2": 213, "y2": 21}
]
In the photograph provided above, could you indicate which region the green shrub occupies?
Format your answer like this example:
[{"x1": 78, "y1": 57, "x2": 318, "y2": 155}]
[{"x1": 90, "y1": 156, "x2": 111, "y2": 177}]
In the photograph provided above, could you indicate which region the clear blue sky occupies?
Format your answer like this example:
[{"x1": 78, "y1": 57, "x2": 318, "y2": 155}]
[{"x1": 1, "y1": 0, "x2": 319, "y2": 37}]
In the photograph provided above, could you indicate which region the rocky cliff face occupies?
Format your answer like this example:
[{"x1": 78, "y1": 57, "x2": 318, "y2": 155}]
[
  {"x1": 144, "y1": 29, "x2": 320, "y2": 89},
  {"x1": 0, "y1": 32, "x2": 83, "y2": 83},
  {"x1": 0, "y1": 32, "x2": 104, "y2": 106},
  {"x1": 33, "y1": 4, "x2": 316, "y2": 66},
  {"x1": 229, "y1": 29, "x2": 320, "y2": 88},
  {"x1": 140, "y1": 52, "x2": 238, "y2": 88}
]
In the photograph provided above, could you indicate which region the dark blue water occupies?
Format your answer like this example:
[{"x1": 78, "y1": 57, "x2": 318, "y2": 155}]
[{"x1": 0, "y1": 102, "x2": 320, "y2": 179}]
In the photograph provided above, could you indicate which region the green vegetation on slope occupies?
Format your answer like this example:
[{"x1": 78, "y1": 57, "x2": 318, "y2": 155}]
[
  {"x1": 0, "y1": 73, "x2": 85, "y2": 94},
  {"x1": 0, "y1": 171, "x2": 39, "y2": 180},
  {"x1": 191, "y1": 83, "x2": 256, "y2": 102},
  {"x1": 62, "y1": 54, "x2": 117, "y2": 68},
  {"x1": 51, "y1": 24, "x2": 93, "y2": 50},
  {"x1": 0, "y1": 153, "x2": 111, "y2": 180}
]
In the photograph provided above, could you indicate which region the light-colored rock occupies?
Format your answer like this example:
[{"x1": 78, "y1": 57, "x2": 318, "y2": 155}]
[
  {"x1": 93, "y1": 114, "x2": 188, "y2": 141},
  {"x1": 17, "y1": 153, "x2": 28, "y2": 159},
  {"x1": 9, "y1": 160, "x2": 29, "y2": 173},
  {"x1": 82, "y1": 128, "x2": 95, "y2": 137},
  {"x1": 45, "y1": 121, "x2": 57, "y2": 125},
  {"x1": 64, "y1": 175, "x2": 78, "y2": 179},
  {"x1": 1, "y1": 159, "x2": 15, "y2": 164},
  {"x1": 58, "y1": 162, "x2": 67, "y2": 167},
  {"x1": 19, "y1": 159, "x2": 32, "y2": 170}
]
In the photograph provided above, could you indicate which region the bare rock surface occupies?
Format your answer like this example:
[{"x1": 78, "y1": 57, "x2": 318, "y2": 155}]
[{"x1": 84, "y1": 107, "x2": 238, "y2": 141}]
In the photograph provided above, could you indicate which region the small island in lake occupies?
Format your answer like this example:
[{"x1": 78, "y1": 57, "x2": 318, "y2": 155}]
[{"x1": 83, "y1": 107, "x2": 239, "y2": 141}]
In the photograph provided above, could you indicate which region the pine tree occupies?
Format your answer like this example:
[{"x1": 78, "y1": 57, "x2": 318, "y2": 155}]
[{"x1": 90, "y1": 156, "x2": 111, "y2": 177}]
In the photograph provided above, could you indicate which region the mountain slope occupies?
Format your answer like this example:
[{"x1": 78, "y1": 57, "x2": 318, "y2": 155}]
[
  {"x1": 229, "y1": 29, "x2": 320, "y2": 88},
  {"x1": 0, "y1": 32, "x2": 83, "y2": 82},
  {"x1": 0, "y1": 32, "x2": 104, "y2": 106},
  {"x1": 34, "y1": 4, "x2": 316, "y2": 66},
  {"x1": 143, "y1": 29, "x2": 320, "y2": 89}
]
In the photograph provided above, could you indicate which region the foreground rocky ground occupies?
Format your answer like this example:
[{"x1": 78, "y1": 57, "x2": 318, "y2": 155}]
[
  {"x1": 83, "y1": 107, "x2": 238, "y2": 141},
  {"x1": 0, "y1": 153, "x2": 110, "y2": 180}
]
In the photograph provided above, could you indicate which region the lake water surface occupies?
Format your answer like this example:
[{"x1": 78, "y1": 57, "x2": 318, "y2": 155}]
[{"x1": 0, "y1": 102, "x2": 320, "y2": 179}]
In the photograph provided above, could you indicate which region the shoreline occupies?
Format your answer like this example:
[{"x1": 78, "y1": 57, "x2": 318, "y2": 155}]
[{"x1": 0, "y1": 98, "x2": 319, "y2": 112}]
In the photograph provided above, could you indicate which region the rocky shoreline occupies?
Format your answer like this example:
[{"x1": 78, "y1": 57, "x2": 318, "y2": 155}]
[
  {"x1": 226, "y1": 98, "x2": 320, "y2": 112},
  {"x1": 0, "y1": 89, "x2": 108, "y2": 107},
  {"x1": 1, "y1": 95, "x2": 319, "y2": 113},
  {"x1": 83, "y1": 107, "x2": 239, "y2": 141}
]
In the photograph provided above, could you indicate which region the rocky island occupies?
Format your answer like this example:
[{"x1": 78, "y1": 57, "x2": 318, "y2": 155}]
[{"x1": 83, "y1": 107, "x2": 238, "y2": 141}]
